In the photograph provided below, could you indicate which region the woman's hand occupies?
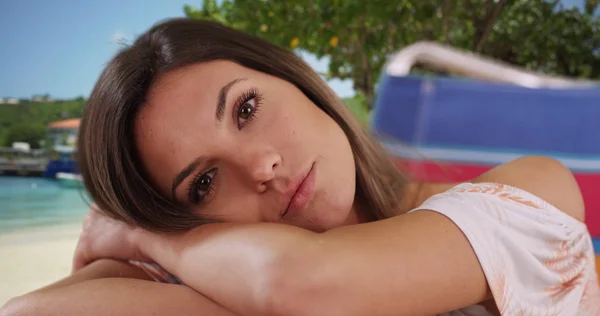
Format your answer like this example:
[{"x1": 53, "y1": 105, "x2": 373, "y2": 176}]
[
  {"x1": 72, "y1": 204, "x2": 146, "y2": 272},
  {"x1": 72, "y1": 206, "x2": 318, "y2": 315}
]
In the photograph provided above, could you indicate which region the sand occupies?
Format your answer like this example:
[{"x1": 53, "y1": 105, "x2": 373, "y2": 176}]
[{"x1": 0, "y1": 223, "x2": 82, "y2": 305}]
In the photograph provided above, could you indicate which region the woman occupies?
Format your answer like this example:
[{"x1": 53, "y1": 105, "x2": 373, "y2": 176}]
[{"x1": 2, "y1": 18, "x2": 599, "y2": 316}]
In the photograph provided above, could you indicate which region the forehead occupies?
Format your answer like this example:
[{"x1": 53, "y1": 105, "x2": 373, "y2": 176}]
[{"x1": 149, "y1": 60, "x2": 257, "y2": 102}]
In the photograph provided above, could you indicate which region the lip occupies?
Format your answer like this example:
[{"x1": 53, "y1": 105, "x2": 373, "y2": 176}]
[{"x1": 282, "y1": 162, "x2": 316, "y2": 218}]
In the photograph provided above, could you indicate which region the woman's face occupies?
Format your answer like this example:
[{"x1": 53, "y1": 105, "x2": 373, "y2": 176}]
[{"x1": 134, "y1": 61, "x2": 360, "y2": 232}]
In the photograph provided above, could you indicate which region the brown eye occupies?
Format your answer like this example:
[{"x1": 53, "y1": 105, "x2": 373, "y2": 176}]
[
  {"x1": 189, "y1": 168, "x2": 217, "y2": 204},
  {"x1": 197, "y1": 174, "x2": 212, "y2": 191},
  {"x1": 238, "y1": 101, "x2": 254, "y2": 119},
  {"x1": 237, "y1": 97, "x2": 257, "y2": 129}
]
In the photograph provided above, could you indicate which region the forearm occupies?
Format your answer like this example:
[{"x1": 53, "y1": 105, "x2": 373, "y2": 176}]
[
  {"x1": 134, "y1": 215, "x2": 488, "y2": 316},
  {"x1": 2, "y1": 278, "x2": 237, "y2": 316},
  {"x1": 136, "y1": 223, "x2": 316, "y2": 316},
  {"x1": 31, "y1": 258, "x2": 152, "y2": 294},
  {"x1": 2, "y1": 259, "x2": 237, "y2": 316},
  {"x1": 271, "y1": 212, "x2": 490, "y2": 316}
]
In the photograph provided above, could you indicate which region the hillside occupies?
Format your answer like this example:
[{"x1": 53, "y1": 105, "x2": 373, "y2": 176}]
[{"x1": 0, "y1": 98, "x2": 85, "y2": 148}]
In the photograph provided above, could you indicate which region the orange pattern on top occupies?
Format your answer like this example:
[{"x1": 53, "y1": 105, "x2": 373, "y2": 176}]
[
  {"x1": 449, "y1": 183, "x2": 600, "y2": 314},
  {"x1": 452, "y1": 183, "x2": 542, "y2": 209}
]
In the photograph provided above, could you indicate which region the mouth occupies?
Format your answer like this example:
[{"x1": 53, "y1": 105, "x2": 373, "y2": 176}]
[{"x1": 282, "y1": 162, "x2": 316, "y2": 218}]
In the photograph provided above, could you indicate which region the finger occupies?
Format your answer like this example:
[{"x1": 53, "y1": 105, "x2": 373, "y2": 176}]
[
  {"x1": 71, "y1": 249, "x2": 86, "y2": 273},
  {"x1": 72, "y1": 252, "x2": 94, "y2": 273},
  {"x1": 71, "y1": 239, "x2": 91, "y2": 273}
]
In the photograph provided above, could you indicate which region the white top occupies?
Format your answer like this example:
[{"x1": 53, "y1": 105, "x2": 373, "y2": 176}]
[{"x1": 410, "y1": 182, "x2": 600, "y2": 315}]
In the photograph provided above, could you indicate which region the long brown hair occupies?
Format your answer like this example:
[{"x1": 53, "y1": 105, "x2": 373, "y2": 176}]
[{"x1": 78, "y1": 18, "x2": 407, "y2": 232}]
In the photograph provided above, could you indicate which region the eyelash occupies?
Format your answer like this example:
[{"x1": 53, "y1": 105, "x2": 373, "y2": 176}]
[
  {"x1": 187, "y1": 88, "x2": 263, "y2": 205},
  {"x1": 233, "y1": 87, "x2": 262, "y2": 129},
  {"x1": 187, "y1": 167, "x2": 217, "y2": 204}
]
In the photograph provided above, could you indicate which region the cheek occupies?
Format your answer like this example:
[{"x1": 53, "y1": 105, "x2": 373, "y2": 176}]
[
  {"x1": 321, "y1": 120, "x2": 357, "y2": 213},
  {"x1": 268, "y1": 101, "x2": 331, "y2": 145},
  {"x1": 305, "y1": 116, "x2": 358, "y2": 227},
  {"x1": 194, "y1": 192, "x2": 261, "y2": 223},
  {"x1": 261, "y1": 109, "x2": 305, "y2": 152}
]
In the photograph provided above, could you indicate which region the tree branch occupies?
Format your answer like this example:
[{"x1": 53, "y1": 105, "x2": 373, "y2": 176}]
[
  {"x1": 474, "y1": 0, "x2": 506, "y2": 53},
  {"x1": 442, "y1": 0, "x2": 452, "y2": 43},
  {"x1": 464, "y1": 0, "x2": 476, "y2": 17},
  {"x1": 585, "y1": 0, "x2": 599, "y2": 15},
  {"x1": 318, "y1": 71, "x2": 353, "y2": 80}
]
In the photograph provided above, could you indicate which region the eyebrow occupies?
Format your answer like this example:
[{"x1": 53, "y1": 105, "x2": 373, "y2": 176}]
[{"x1": 216, "y1": 77, "x2": 247, "y2": 121}]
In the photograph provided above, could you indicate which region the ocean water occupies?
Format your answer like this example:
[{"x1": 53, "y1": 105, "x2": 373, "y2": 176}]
[{"x1": 0, "y1": 176, "x2": 90, "y2": 233}]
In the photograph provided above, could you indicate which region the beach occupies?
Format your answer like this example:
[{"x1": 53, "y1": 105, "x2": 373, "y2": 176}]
[
  {"x1": 0, "y1": 176, "x2": 89, "y2": 305},
  {"x1": 0, "y1": 223, "x2": 82, "y2": 305}
]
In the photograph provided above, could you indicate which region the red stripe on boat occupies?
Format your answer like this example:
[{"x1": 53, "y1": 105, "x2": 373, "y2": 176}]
[{"x1": 394, "y1": 159, "x2": 600, "y2": 238}]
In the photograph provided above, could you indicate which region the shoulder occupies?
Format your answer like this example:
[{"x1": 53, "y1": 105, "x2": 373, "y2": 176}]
[{"x1": 473, "y1": 156, "x2": 585, "y2": 222}]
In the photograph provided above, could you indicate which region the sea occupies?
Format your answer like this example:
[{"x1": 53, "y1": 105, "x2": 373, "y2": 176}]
[{"x1": 0, "y1": 176, "x2": 90, "y2": 233}]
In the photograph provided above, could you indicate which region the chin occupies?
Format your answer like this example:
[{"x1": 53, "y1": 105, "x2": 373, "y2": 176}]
[
  {"x1": 295, "y1": 185, "x2": 355, "y2": 232},
  {"x1": 316, "y1": 205, "x2": 355, "y2": 231},
  {"x1": 294, "y1": 208, "x2": 349, "y2": 233}
]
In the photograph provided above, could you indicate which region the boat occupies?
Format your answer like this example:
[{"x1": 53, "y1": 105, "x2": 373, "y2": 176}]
[
  {"x1": 55, "y1": 172, "x2": 83, "y2": 189},
  {"x1": 43, "y1": 145, "x2": 79, "y2": 178},
  {"x1": 371, "y1": 42, "x2": 600, "y2": 252}
]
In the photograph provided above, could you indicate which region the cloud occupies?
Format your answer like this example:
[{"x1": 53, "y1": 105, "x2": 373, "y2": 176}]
[{"x1": 110, "y1": 30, "x2": 129, "y2": 44}]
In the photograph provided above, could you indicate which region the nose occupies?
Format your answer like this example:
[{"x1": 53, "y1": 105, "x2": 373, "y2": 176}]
[{"x1": 244, "y1": 149, "x2": 281, "y2": 192}]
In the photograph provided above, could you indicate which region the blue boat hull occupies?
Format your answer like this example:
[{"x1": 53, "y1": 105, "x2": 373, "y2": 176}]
[{"x1": 371, "y1": 75, "x2": 600, "y2": 239}]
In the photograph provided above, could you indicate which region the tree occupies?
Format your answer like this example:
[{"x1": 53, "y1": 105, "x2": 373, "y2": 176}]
[
  {"x1": 0, "y1": 98, "x2": 86, "y2": 147},
  {"x1": 186, "y1": 0, "x2": 424, "y2": 109},
  {"x1": 4, "y1": 124, "x2": 45, "y2": 149},
  {"x1": 586, "y1": 0, "x2": 599, "y2": 15},
  {"x1": 484, "y1": 1, "x2": 600, "y2": 78},
  {"x1": 185, "y1": 0, "x2": 600, "y2": 110}
]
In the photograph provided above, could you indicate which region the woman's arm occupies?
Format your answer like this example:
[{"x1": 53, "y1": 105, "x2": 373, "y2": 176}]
[
  {"x1": 131, "y1": 156, "x2": 586, "y2": 316},
  {"x1": 29, "y1": 257, "x2": 153, "y2": 294},
  {"x1": 1, "y1": 259, "x2": 237, "y2": 316},
  {"x1": 136, "y1": 210, "x2": 488, "y2": 316}
]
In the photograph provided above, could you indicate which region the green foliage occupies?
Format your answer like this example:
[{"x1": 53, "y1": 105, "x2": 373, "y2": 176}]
[
  {"x1": 484, "y1": 1, "x2": 600, "y2": 78},
  {"x1": 185, "y1": 0, "x2": 599, "y2": 111},
  {"x1": 4, "y1": 124, "x2": 46, "y2": 149},
  {"x1": 0, "y1": 98, "x2": 85, "y2": 148},
  {"x1": 343, "y1": 95, "x2": 371, "y2": 126}
]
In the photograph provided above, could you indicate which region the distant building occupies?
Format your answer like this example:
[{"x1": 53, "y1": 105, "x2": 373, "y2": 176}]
[
  {"x1": 47, "y1": 118, "x2": 81, "y2": 147},
  {"x1": 5, "y1": 98, "x2": 19, "y2": 104},
  {"x1": 32, "y1": 95, "x2": 53, "y2": 102},
  {"x1": 12, "y1": 142, "x2": 31, "y2": 152},
  {"x1": 0, "y1": 98, "x2": 4, "y2": 104}
]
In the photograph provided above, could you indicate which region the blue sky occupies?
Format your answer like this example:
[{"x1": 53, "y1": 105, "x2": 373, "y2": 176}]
[
  {"x1": 0, "y1": 0, "x2": 353, "y2": 99},
  {"x1": 0, "y1": 0, "x2": 586, "y2": 100}
]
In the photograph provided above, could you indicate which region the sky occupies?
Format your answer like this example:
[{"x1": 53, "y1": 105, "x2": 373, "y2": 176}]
[
  {"x1": 0, "y1": 0, "x2": 587, "y2": 100},
  {"x1": 0, "y1": 0, "x2": 353, "y2": 99}
]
